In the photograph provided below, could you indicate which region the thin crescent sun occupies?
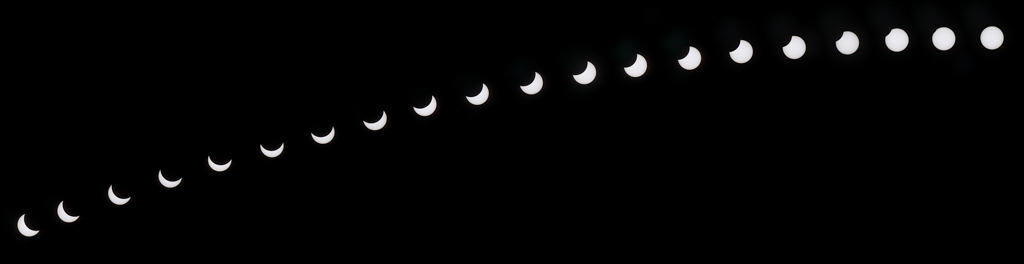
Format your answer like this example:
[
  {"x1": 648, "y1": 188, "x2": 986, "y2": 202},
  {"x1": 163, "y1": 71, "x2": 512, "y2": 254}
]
[
  {"x1": 466, "y1": 84, "x2": 490, "y2": 105},
  {"x1": 57, "y1": 201, "x2": 79, "y2": 223},
  {"x1": 18, "y1": 214, "x2": 39, "y2": 237},
  {"x1": 208, "y1": 156, "x2": 232, "y2": 172},
  {"x1": 260, "y1": 143, "x2": 284, "y2": 158},
  {"x1": 312, "y1": 127, "x2": 335, "y2": 144},
  {"x1": 413, "y1": 96, "x2": 437, "y2": 116},
  {"x1": 107, "y1": 185, "x2": 130, "y2": 206},
  {"x1": 363, "y1": 111, "x2": 388, "y2": 131},
  {"x1": 158, "y1": 170, "x2": 181, "y2": 188},
  {"x1": 520, "y1": 72, "x2": 544, "y2": 95}
]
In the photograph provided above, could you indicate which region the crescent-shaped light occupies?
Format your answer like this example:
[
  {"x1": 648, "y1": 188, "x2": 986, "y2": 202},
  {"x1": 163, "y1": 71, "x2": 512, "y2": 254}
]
[
  {"x1": 623, "y1": 54, "x2": 648, "y2": 77},
  {"x1": 17, "y1": 214, "x2": 38, "y2": 237},
  {"x1": 57, "y1": 201, "x2": 79, "y2": 223},
  {"x1": 260, "y1": 143, "x2": 284, "y2": 158},
  {"x1": 932, "y1": 27, "x2": 955, "y2": 51},
  {"x1": 980, "y1": 26, "x2": 1004, "y2": 50},
  {"x1": 413, "y1": 96, "x2": 437, "y2": 116},
  {"x1": 781, "y1": 36, "x2": 806, "y2": 59},
  {"x1": 573, "y1": 61, "x2": 596, "y2": 85},
  {"x1": 158, "y1": 170, "x2": 181, "y2": 188},
  {"x1": 836, "y1": 31, "x2": 860, "y2": 55},
  {"x1": 885, "y1": 28, "x2": 910, "y2": 52},
  {"x1": 520, "y1": 72, "x2": 543, "y2": 95},
  {"x1": 108, "y1": 185, "x2": 130, "y2": 206},
  {"x1": 312, "y1": 127, "x2": 335, "y2": 144},
  {"x1": 208, "y1": 156, "x2": 231, "y2": 172},
  {"x1": 364, "y1": 111, "x2": 387, "y2": 131},
  {"x1": 729, "y1": 40, "x2": 753, "y2": 64},
  {"x1": 466, "y1": 84, "x2": 489, "y2": 105},
  {"x1": 678, "y1": 47, "x2": 702, "y2": 70}
]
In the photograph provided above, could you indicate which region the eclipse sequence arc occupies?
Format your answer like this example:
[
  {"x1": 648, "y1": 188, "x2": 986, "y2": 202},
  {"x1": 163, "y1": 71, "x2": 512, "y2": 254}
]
[{"x1": 12, "y1": 23, "x2": 1007, "y2": 239}]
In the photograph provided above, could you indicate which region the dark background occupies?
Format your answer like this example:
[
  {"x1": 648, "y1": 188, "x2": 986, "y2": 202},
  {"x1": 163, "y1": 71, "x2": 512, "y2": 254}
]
[{"x1": 3, "y1": 1, "x2": 1018, "y2": 258}]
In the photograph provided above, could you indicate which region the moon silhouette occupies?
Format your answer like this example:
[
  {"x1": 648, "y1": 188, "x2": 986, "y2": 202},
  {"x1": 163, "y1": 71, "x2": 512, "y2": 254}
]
[
  {"x1": 932, "y1": 27, "x2": 955, "y2": 51},
  {"x1": 782, "y1": 36, "x2": 806, "y2": 59},
  {"x1": 885, "y1": 28, "x2": 910, "y2": 52},
  {"x1": 729, "y1": 40, "x2": 753, "y2": 64},
  {"x1": 312, "y1": 127, "x2": 335, "y2": 144},
  {"x1": 260, "y1": 143, "x2": 284, "y2": 158},
  {"x1": 57, "y1": 201, "x2": 79, "y2": 223},
  {"x1": 158, "y1": 170, "x2": 181, "y2": 188},
  {"x1": 573, "y1": 61, "x2": 596, "y2": 85},
  {"x1": 520, "y1": 72, "x2": 544, "y2": 95},
  {"x1": 677, "y1": 47, "x2": 701, "y2": 70},
  {"x1": 208, "y1": 156, "x2": 232, "y2": 172},
  {"x1": 364, "y1": 111, "x2": 387, "y2": 131},
  {"x1": 836, "y1": 31, "x2": 860, "y2": 55},
  {"x1": 980, "y1": 26, "x2": 1004, "y2": 50},
  {"x1": 17, "y1": 214, "x2": 38, "y2": 237},
  {"x1": 466, "y1": 84, "x2": 489, "y2": 105},
  {"x1": 413, "y1": 96, "x2": 437, "y2": 116},
  {"x1": 108, "y1": 185, "x2": 130, "y2": 206},
  {"x1": 623, "y1": 54, "x2": 648, "y2": 77}
]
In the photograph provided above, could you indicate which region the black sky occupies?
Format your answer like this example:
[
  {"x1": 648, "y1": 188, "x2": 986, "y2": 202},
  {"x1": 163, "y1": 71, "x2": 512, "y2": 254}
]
[{"x1": 3, "y1": 1, "x2": 1018, "y2": 257}]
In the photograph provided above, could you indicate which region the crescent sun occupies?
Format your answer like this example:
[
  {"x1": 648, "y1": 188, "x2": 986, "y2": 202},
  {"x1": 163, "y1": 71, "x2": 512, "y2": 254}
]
[
  {"x1": 17, "y1": 214, "x2": 39, "y2": 237},
  {"x1": 158, "y1": 170, "x2": 181, "y2": 188},
  {"x1": 573, "y1": 61, "x2": 596, "y2": 85},
  {"x1": 260, "y1": 143, "x2": 284, "y2": 158},
  {"x1": 208, "y1": 156, "x2": 232, "y2": 172},
  {"x1": 57, "y1": 201, "x2": 79, "y2": 223},
  {"x1": 466, "y1": 84, "x2": 490, "y2": 105},
  {"x1": 729, "y1": 40, "x2": 753, "y2": 64},
  {"x1": 782, "y1": 36, "x2": 806, "y2": 59},
  {"x1": 312, "y1": 127, "x2": 335, "y2": 144},
  {"x1": 677, "y1": 46, "x2": 702, "y2": 70},
  {"x1": 108, "y1": 185, "x2": 130, "y2": 206},
  {"x1": 623, "y1": 54, "x2": 648, "y2": 77},
  {"x1": 413, "y1": 96, "x2": 437, "y2": 116},
  {"x1": 520, "y1": 72, "x2": 544, "y2": 95},
  {"x1": 364, "y1": 111, "x2": 388, "y2": 131}
]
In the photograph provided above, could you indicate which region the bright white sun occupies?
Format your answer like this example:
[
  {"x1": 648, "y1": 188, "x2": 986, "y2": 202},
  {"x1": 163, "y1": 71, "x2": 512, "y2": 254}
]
[
  {"x1": 885, "y1": 28, "x2": 910, "y2": 52},
  {"x1": 980, "y1": 26, "x2": 1003, "y2": 50},
  {"x1": 932, "y1": 27, "x2": 956, "y2": 51},
  {"x1": 624, "y1": 54, "x2": 648, "y2": 77},
  {"x1": 781, "y1": 36, "x2": 806, "y2": 59},
  {"x1": 836, "y1": 31, "x2": 859, "y2": 55},
  {"x1": 729, "y1": 40, "x2": 753, "y2": 64},
  {"x1": 678, "y1": 47, "x2": 702, "y2": 70}
]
